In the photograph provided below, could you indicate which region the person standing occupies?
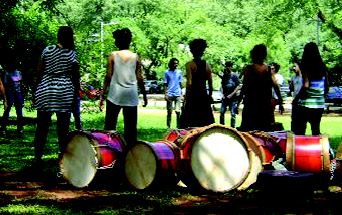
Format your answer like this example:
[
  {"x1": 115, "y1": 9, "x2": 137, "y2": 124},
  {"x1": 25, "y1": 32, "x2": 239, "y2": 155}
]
[
  {"x1": 270, "y1": 62, "x2": 282, "y2": 123},
  {"x1": 33, "y1": 26, "x2": 80, "y2": 166},
  {"x1": 238, "y1": 44, "x2": 284, "y2": 132},
  {"x1": 0, "y1": 65, "x2": 24, "y2": 134},
  {"x1": 180, "y1": 39, "x2": 215, "y2": 128},
  {"x1": 292, "y1": 42, "x2": 328, "y2": 135},
  {"x1": 164, "y1": 58, "x2": 182, "y2": 128},
  {"x1": 289, "y1": 61, "x2": 303, "y2": 132},
  {"x1": 99, "y1": 28, "x2": 147, "y2": 145},
  {"x1": 0, "y1": 66, "x2": 8, "y2": 116},
  {"x1": 220, "y1": 61, "x2": 241, "y2": 128}
]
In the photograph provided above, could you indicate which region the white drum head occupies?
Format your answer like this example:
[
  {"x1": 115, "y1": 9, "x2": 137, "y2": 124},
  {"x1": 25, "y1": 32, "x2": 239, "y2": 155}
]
[
  {"x1": 191, "y1": 127, "x2": 250, "y2": 192},
  {"x1": 125, "y1": 143, "x2": 157, "y2": 189},
  {"x1": 60, "y1": 133, "x2": 98, "y2": 188}
]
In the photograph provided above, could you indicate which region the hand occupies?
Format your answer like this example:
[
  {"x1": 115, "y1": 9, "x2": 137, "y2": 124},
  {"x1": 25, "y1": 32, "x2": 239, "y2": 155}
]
[
  {"x1": 279, "y1": 104, "x2": 285, "y2": 115},
  {"x1": 143, "y1": 96, "x2": 148, "y2": 107},
  {"x1": 164, "y1": 94, "x2": 168, "y2": 101},
  {"x1": 99, "y1": 99, "x2": 104, "y2": 112},
  {"x1": 227, "y1": 93, "x2": 233, "y2": 99},
  {"x1": 3, "y1": 100, "x2": 7, "y2": 111}
]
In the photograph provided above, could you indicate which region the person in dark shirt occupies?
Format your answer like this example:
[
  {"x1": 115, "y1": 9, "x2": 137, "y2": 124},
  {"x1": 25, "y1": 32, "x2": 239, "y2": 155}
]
[{"x1": 220, "y1": 61, "x2": 241, "y2": 128}]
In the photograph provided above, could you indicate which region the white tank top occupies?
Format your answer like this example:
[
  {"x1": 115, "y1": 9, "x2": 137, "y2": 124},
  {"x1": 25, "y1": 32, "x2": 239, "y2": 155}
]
[{"x1": 107, "y1": 51, "x2": 139, "y2": 106}]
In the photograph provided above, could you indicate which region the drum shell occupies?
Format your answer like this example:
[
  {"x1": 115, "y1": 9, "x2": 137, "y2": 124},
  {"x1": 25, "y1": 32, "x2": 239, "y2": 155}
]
[
  {"x1": 285, "y1": 134, "x2": 330, "y2": 179},
  {"x1": 163, "y1": 128, "x2": 191, "y2": 148},
  {"x1": 124, "y1": 140, "x2": 180, "y2": 190},
  {"x1": 178, "y1": 124, "x2": 253, "y2": 193},
  {"x1": 238, "y1": 132, "x2": 267, "y2": 190},
  {"x1": 248, "y1": 131, "x2": 284, "y2": 164},
  {"x1": 267, "y1": 130, "x2": 292, "y2": 155},
  {"x1": 60, "y1": 130, "x2": 126, "y2": 188}
]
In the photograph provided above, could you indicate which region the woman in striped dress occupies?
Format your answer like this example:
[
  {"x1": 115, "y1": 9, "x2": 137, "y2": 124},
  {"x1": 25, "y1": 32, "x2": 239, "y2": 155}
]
[
  {"x1": 292, "y1": 42, "x2": 329, "y2": 135},
  {"x1": 33, "y1": 26, "x2": 80, "y2": 166}
]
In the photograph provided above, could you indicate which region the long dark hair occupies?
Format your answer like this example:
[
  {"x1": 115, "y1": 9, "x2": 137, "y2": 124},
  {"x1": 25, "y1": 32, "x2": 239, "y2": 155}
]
[
  {"x1": 301, "y1": 42, "x2": 326, "y2": 80},
  {"x1": 57, "y1": 26, "x2": 75, "y2": 50}
]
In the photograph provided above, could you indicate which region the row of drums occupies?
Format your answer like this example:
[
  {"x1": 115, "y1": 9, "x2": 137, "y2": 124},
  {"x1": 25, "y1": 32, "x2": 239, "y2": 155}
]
[{"x1": 59, "y1": 124, "x2": 333, "y2": 192}]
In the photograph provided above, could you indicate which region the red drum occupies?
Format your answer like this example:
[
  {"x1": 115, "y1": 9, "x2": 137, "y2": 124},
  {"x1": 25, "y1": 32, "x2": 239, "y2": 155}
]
[
  {"x1": 59, "y1": 130, "x2": 126, "y2": 188},
  {"x1": 179, "y1": 124, "x2": 252, "y2": 193},
  {"x1": 163, "y1": 128, "x2": 191, "y2": 147},
  {"x1": 286, "y1": 134, "x2": 330, "y2": 176},
  {"x1": 238, "y1": 132, "x2": 267, "y2": 190},
  {"x1": 267, "y1": 130, "x2": 293, "y2": 155},
  {"x1": 124, "y1": 140, "x2": 180, "y2": 190},
  {"x1": 248, "y1": 131, "x2": 283, "y2": 164}
]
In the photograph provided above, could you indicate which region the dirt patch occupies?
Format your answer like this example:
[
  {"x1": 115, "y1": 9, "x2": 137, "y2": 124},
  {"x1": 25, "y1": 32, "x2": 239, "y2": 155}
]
[{"x1": 1, "y1": 170, "x2": 342, "y2": 214}]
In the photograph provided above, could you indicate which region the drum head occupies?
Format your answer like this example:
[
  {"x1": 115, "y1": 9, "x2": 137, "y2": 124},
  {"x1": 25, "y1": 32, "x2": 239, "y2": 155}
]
[
  {"x1": 190, "y1": 127, "x2": 251, "y2": 192},
  {"x1": 124, "y1": 143, "x2": 157, "y2": 190},
  {"x1": 60, "y1": 133, "x2": 98, "y2": 188}
]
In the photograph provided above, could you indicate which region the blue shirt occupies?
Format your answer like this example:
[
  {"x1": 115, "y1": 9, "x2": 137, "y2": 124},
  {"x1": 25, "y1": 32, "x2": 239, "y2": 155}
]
[{"x1": 164, "y1": 69, "x2": 182, "y2": 96}]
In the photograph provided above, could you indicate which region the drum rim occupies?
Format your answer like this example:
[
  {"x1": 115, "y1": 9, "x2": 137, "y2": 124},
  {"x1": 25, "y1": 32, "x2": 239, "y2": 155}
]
[
  {"x1": 60, "y1": 131, "x2": 100, "y2": 188},
  {"x1": 184, "y1": 124, "x2": 253, "y2": 192}
]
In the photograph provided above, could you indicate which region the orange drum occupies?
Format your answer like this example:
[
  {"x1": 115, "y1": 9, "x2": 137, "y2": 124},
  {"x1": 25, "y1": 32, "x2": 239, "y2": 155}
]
[
  {"x1": 286, "y1": 134, "x2": 331, "y2": 177},
  {"x1": 179, "y1": 124, "x2": 252, "y2": 193},
  {"x1": 59, "y1": 130, "x2": 127, "y2": 188},
  {"x1": 248, "y1": 131, "x2": 284, "y2": 164},
  {"x1": 124, "y1": 140, "x2": 180, "y2": 190},
  {"x1": 238, "y1": 132, "x2": 267, "y2": 190}
]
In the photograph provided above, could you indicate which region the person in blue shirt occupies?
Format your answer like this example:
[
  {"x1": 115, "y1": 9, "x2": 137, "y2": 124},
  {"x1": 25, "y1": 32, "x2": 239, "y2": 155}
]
[
  {"x1": 164, "y1": 58, "x2": 182, "y2": 128},
  {"x1": 1, "y1": 65, "x2": 24, "y2": 134}
]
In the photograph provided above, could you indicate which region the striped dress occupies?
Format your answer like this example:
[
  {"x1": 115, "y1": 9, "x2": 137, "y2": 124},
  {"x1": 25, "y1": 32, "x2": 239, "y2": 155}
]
[
  {"x1": 35, "y1": 45, "x2": 79, "y2": 112},
  {"x1": 298, "y1": 77, "x2": 326, "y2": 109}
]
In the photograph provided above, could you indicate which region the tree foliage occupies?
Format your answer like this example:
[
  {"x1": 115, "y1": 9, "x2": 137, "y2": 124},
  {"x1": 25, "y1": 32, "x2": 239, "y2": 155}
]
[{"x1": 3, "y1": 0, "x2": 342, "y2": 95}]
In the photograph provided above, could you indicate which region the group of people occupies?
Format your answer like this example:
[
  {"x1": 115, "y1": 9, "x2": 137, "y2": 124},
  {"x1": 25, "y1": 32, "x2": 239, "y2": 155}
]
[
  {"x1": 165, "y1": 42, "x2": 328, "y2": 137},
  {"x1": 219, "y1": 43, "x2": 328, "y2": 136},
  {"x1": 0, "y1": 25, "x2": 327, "y2": 167}
]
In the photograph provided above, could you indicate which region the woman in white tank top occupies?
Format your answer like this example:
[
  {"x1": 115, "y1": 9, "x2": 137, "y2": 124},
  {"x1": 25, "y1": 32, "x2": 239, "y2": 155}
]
[{"x1": 99, "y1": 28, "x2": 147, "y2": 145}]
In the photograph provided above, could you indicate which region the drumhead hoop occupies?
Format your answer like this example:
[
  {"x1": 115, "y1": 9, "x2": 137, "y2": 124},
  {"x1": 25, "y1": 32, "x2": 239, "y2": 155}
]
[
  {"x1": 187, "y1": 124, "x2": 252, "y2": 192},
  {"x1": 60, "y1": 131, "x2": 99, "y2": 188}
]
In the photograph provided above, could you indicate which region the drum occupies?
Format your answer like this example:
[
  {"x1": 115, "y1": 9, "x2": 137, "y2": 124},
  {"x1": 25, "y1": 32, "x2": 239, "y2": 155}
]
[
  {"x1": 163, "y1": 128, "x2": 191, "y2": 147},
  {"x1": 248, "y1": 131, "x2": 284, "y2": 164},
  {"x1": 59, "y1": 130, "x2": 127, "y2": 188},
  {"x1": 179, "y1": 124, "x2": 252, "y2": 193},
  {"x1": 285, "y1": 134, "x2": 330, "y2": 177},
  {"x1": 237, "y1": 132, "x2": 267, "y2": 190},
  {"x1": 267, "y1": 130, "x2": 293, "y2": 155},
  {"x1": 124, "y1": 140, "x2": 180, "y2": 190}
]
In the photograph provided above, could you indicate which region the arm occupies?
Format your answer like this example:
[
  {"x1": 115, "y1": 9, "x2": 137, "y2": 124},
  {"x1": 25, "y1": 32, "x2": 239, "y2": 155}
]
[
  {"x1": 324, "y1": 72, "x2": 329, "y2": 97},
  {"x1": 293, "y1": 72, "x2": 309, "y2": 105},
  {"x1": 164, "y1": 72, "x2": 168, "y2": 100},
  {"x1": 99, "y1": 53, "x2": 114, "y2": 111},
  {"x1": 33, "y1": 58, "x2": 45, "y2": 105},
  {"x1": 184, "y1": 62, "x2": 192, "y2": 103},
  {"x1": 238, "y1": 67, "x2": 248, "y2": 105},
  {"x1": 0, "y1": 76, "x2": 7, "y2": 110},
  {"x1": 228, "y1": 75, "x2": 242, "y2": 99},
  {"x1": 71, "y1": 63, "x2": 80, "y2": 93},
  {"x1": 136, "y1": 57, "x2": 147, "y2": 107},
  {"x1": 207, "y1": 62, "x2": 213, "y2": 98},
  {"x1": 271, "y1": 70, "x2": 284, "y2": 114}
]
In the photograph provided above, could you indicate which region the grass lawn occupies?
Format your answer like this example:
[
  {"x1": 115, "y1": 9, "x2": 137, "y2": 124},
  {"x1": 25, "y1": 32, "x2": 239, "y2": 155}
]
[{"x1": 0, "y1": 101, "x2": 342, "y2": 214}]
